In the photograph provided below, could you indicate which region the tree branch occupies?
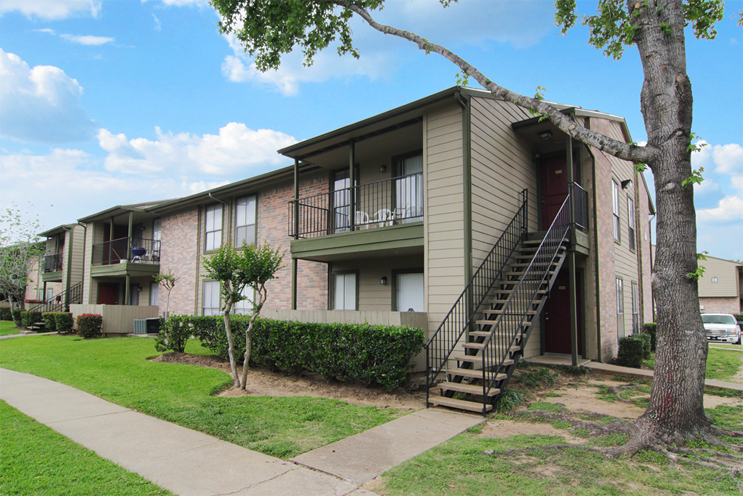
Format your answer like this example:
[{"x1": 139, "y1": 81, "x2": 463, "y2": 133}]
[{"x1": 332, "y1": 0, "x2": 658, "y2": 165}]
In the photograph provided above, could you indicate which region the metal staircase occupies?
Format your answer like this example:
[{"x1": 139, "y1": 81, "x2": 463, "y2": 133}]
[
  {"x1": 426, "y1": 191, "x2": 573, "y2": 414},
  {"x1": 27, "y1": 282, "x2": 83, "y2": 314}
]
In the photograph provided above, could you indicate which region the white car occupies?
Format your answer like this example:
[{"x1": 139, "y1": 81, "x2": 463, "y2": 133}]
[{"x1": 702, "y1": 314, "x2": 742, "y2": 344}]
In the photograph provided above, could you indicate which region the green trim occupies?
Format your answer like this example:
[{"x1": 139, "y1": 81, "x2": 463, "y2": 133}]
[
  {"x1": 291, "y1": 259, "x2": 297, "y2": 310},
  {"x1": 91, "y1": 262, "x2": 160, "y2": 278},
  {"x1": 290, "y1": 223, "x2": 423, "y2": 260},
  {"x1": 42, "y1": 271, "x2": 63, "y2": 283}
]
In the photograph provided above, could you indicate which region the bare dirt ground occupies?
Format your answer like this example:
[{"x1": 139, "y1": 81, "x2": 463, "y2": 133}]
[{"x1": 152, "y1": 352, "x2": 743, "y2": 434}]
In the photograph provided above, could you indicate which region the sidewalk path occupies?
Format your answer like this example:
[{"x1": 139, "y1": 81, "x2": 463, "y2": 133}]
[
  {"x1": 0, "y1": 367, "x2": 480, "y2": 496},
  {"x1": 584, "y1": 361, "x2": 743, "y2": 392}
]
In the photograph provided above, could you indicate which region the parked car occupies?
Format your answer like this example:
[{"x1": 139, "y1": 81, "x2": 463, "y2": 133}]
[{"x1": 701, "y1": 313, "x2": 742, "y2": 344}]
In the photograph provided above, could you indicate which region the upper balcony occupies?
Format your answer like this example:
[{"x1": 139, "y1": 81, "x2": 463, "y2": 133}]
[
  {"x1": 91, "y1": 237, "x2": 160, "y2": 277},
  {"x1": 42, "y1": 253, "x2": 63, "y2": 282},
  {"x1": 288, "y1": 174, "x2": 424, "y2": 262}
]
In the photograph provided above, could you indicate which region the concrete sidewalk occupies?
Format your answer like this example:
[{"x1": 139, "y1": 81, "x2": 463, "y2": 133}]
[{"x1": 0, "y1": 367, "x2": 481, "y2": 496}]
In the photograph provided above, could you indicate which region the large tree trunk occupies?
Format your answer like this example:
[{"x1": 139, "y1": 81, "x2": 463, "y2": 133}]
[
  {"x1": 240, "y1": 287, "x2": 266, "y2": 390},
  {"x1": 632, "y1": 0, "x2": 710, "y2": 442}
]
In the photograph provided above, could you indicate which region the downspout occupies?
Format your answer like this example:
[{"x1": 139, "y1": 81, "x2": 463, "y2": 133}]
[
  {"x1": 566, "y1": 131, "x2": 579, "y2": 366},
  {"x1": 62, "y1": 225, "x2": 74, "y2": 308},
  {"x1": 292, "y1": 159, "x2": 299, "y2": 310},
  {"x1": 457, "y1": 93, "x2": 474, "y2": 332},
  {"x1": 77, "y1": 222, "x2": 87, "y2": 305}
]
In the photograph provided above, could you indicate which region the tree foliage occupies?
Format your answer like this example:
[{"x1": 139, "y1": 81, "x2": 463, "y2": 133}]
[{"x1": 202, "y1": 242, "x2": 283, "y2": 389}]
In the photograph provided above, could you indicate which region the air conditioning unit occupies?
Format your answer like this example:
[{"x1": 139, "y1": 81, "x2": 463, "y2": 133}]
[{"x1": 133, "y1": 319, "x2": 147, "y2": 334}]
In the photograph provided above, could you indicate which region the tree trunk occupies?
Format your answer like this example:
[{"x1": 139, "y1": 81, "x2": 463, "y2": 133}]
[
  {"x1": 632, "y1": 0, "x2": 710, "y2": 442},
  {"x1": 222, "y1": 296, "x2": 240, "y2": 387},
  {"x1": 240, "y1": 288, "x2": 266, "y2": 390}
]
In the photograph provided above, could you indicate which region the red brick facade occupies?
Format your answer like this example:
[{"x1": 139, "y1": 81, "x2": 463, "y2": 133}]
[{"x1": 159, "y1": 208, "x2": 199, "y2": 316}]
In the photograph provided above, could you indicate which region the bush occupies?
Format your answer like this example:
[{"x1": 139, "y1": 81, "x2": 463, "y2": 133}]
[
  {"x1": 642, "y1": 323, "x2": 657, "y2": 352},
  {"x1": 616, "y1": 336, "x2": 645, "y2": 369},
  {"x1": 41, "y1": 312, "x2": 57, "y2": 333},
  {"x1": 184, "y1": 315, "x2": 425, "y2": 389},
  {"x1": 0, "y1": 307, "x2": 11, "y2": 321},
  {"x1": 54, "y1": 313, "x2": 74, "y2": 334},
  {"x1": 76, "y1": 314, "x2": 103, "y2": 339},
  {"x1": 21, "y1": 310, "x2": 42, "y2": 328},
  {"x1": 155, "y1": 316, "x2": 190, "y2": 353},
  {"x1": 636, "y1": 332, "x2": 652, "y2": 359},
  {"x1": 11, "y1": 309, "x2": 22, "y2": 327}
]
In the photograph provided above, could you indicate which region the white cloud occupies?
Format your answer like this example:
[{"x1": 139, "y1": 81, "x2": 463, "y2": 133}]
[
  {"x1": 0, "y1": 0, "x2": 101, "y2": 20},
  {"x1": 60, "y1": 34, "x2": 114, "y2": 46},
  {"x1": 697, "y1": 196, "x2": 743, "y2": 223},
  {"x1": 143, "y1": 0, "x2": 210, "y2": 6},
  {"x1": 0, "y1": 49, "x2": 97, "y2": 143},
  {"x1": 34, "y1": 28, "x2": 55, "y2": 34},
  {"x1": 98, "y1": 122, "x2": 296, "y2": 176},
  {"x1": 694, "y1": 141, "x2": 743, "y2": 223},
  {"x1": 711, "y1": 143, "x2": 743, "y2": 174}
]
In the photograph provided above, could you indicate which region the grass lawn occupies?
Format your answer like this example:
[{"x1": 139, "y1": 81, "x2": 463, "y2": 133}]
[
  {"x1": 642, "y1": 347, "x2": 743, "y2": 383},
  {"x1": 0, "y1": 320, "x2": 19, "y2": 336},
  {"x1": 0, "y1": 335, "x2": 401, "y2": 459},
  {"x1": 0, "y1": 400, "x2": 173, "y2": 496}
]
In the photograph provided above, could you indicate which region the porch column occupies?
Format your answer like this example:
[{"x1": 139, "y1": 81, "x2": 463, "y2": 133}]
[
  {"x1": 349, "y1": 139, "x2": 355, "y2": 231},
  {"x1": 569, "y1": 251, "x2": 579, "y2": 366},
  {"x1": 293, "y1": 158, "x2": 299, "y2": 240},
  {"x1": 566, "y1": 134, "x2": 575, "y2": 227},
  {"x1": 125, "y1": 274, "x2": 131, "y2": 306},
  {"x1": 127, "y1": 211, "x2": 133, "y2": 262},
  {"x1": 291, "y1": 258, "x2": 297, "y2": 310}
]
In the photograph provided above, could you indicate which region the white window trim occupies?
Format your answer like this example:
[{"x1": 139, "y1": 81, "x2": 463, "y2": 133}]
[
  {"x1": 235, "y1": 195, "x2": 257, "y2": 247},
  {"x1": 612, "y1": 180, "x2": 621, "y2": 243},
  {"x1": 205, "y1": 204, "x2": 223, "y2": 252}
]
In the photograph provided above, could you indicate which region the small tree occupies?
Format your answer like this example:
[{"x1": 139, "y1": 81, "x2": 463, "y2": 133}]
[
  {"x1": 153, "y1": 270, "x2": 179, "y2": 318},
  {"x1": 202, "y1": 242, "x2": 283, "y2": 389}
]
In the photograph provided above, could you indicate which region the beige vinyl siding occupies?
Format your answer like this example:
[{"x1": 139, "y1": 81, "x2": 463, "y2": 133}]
[
  {"x1": 82, "y1": 221, "x2": 105, "y2": 304},
  {"x1": 67, "y1": 225, "x2": 85, "y2": 287},
  {"x1": 424, "y1": 103, "x2": 465, "y2": 336},
  {"x1": 699, "y1": 257, "x2": 742, "y2": 297}
]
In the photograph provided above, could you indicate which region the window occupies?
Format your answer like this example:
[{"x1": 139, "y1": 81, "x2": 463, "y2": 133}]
[
  {"x1": 395, "y1": 153, "x2": 424, "y2": 223},
  {"x1": 333, "y1": 272, "x2": 356, "y2": 310},
  {"x1": 232, "y1": 286, "x2": 254, "y2": 315},
  {"x1": 631, "y1": 281, "x2": 639, "y2": 334},
  {"x1": 150, "y1": 282, "x2": 159, "y2": 306},
  {"x1": 235, "y1": 195, "x2": 256, "y2": 247},
  {"x1": 205, "y1": 204, "x2": 222, "y2": 251},
  {"x1": 628, "y1": 197, "x2": 636, "y2": 252},
  {"x1": 612, "y1": 180, "x2": 621, "y2": 242},
  {"x1": 202, "y1": 281, "x2": 220, "y2": 316},
  {"x1": 152, "y1": 218, "x2": 162, "y2": 260},
  {"x1": 616, "y1": 278, "x2": 624, "y2": 314},
  {"x1": 395, "y1": 271, "x2": 424, "y2": 312}
]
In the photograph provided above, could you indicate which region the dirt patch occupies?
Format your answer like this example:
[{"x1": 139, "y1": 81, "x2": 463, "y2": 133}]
[
  {"x1": 477, "y1": 420, "x2": 583, "y2": 443},
  {"x1": 150, "y1": 352, "x2": 426, "y2": 411}
]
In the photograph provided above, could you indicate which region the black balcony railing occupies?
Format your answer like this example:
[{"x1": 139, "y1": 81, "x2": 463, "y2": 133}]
[
  {"x1": 43, "y1": 253, "x2": 63, "y2": 273},
  {"x1": 92, "y1": 237, "x2": 160, "y2": 266},
  {"x1": 572, "y1": 182, "x2": 589, "y2": 230},
  {"x1": 288, "y1": 173, "x2": 424, "y2": 238}
]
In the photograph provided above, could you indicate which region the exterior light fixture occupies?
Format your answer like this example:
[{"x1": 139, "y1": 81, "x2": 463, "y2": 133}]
[
  {"x1": 621, "y1": 179, "x2": 632, "y2": 189},
  {"x1": 380, "y1": 276, "x2": 388, "y2": 285},
  {"x1": 539, "y1": 131, "x2": 552, "y2": 141},
  {"x1": 379, "y1": 165, "x2": 387, "y2": 173}
]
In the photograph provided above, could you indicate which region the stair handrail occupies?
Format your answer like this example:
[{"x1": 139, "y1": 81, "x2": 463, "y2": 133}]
[
  {"x1": 426, "y1": 189, "x2": 528, "y2": 392},
  {"x1": 27, "y1": 282, "x2": 83, "y2": 314},
  {"x1": 479, "y1": 192, "x2": 573, "y2": 401}
]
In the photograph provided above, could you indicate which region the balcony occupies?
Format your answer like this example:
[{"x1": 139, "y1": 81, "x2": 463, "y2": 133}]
[
  {"x1": 288, "y1": 173, "x2": 423, "y2": 239},
  {"x1": 91, "y1": 237, "x2": 160, "y2": 277},
  {"x1": 42, "y1": 252, "x2": 63, "y2": 282}
]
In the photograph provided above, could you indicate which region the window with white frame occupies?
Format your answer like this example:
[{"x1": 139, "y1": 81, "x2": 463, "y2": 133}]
[
  {"x1": 150, "y1": 282, "x2": 159, "y2": 306},
  {"x1": 235, "y1": 195, "x2": 256, "y2": 247},
  {"x1": 333, "y1": 272, "x2": 357, "y2": 310},
  {"x1": 202, "y1": 281, "x2": 220, "y2": 316},
  {"x1": 204, "y1": 204, "x2": 222, "y2": 252},
  {"x1": 616, "y1": 278, "x2": 624, "y2": 315},
  {"x1": 631, "y1": 281, "x2": 639, "y2": 334},
  {"x1": 232, "y1": 286, "x2": 254, "y2": 315},
  {"x1": 628, "y1": 197, "x2": 636, "y2": 252},
  {"x1": 612, "y1": 180, "x2": 621, "y2": 242}
]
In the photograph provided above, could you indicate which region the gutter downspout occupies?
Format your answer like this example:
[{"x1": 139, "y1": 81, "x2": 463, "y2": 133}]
[
  {"x1": 292, "y1": 159, "x2": 299, "y2": 310},
  {"x1": 77, "y1": 222, "x2": 87, "y2": 305},
  {"x1": 62, "y1": 225, "x2": 73, "y2": 309}
]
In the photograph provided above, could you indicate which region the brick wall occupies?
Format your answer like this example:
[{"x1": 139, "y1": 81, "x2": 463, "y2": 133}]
[
  {"x1": 258, "y1": 173, "x2": 329, "y2": 310},
  {"x1": 159, "y1": 207, "x2": 199, "y2": 316},
  {"x1": 700, "y1": 297, "x2": 741, "y2": 315}
]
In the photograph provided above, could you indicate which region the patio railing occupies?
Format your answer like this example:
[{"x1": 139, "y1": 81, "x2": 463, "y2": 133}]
[
  {"x1": 43, "y1": 253, "x2": 63, "y2": 272},
  {"x1": 288, "y1": 173, "x2": 423, "y2": 238},
  {"x1": 92, "y1": 237, "x2": 160, "y2": 266}
]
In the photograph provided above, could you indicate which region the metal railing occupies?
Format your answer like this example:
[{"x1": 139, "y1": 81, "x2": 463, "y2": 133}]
[
  {"x1": 43, "y1": 253, "x2": 63, "y2": 273},
  {"x1": 572, "y1": 182, "x2": 589, "y2": 230},
  {"x1": 27, "y1": 282, "x2": 83, "y2": 313},
  {"x1": 288, "y1": 173, "x2": 424, "y2": 238},
  {"x1": 425, "y1": 190, "x2": 528, "y2": 394},
  {"x1": 478, "y1": 192, "x2": 572, "y2": 404},
  {"x1": 92, "y1": 237, "x2": 161, "y2": 266}
]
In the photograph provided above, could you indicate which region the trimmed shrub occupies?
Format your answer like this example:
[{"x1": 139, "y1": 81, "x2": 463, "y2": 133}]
[
  {"x1": 636, "y1": 332, "x2": 652, "y2": 359},
  {"x1": 42, "y1": 312, "x2": 57, "y2": 333},
  {"x1": 21, "y1": 310, "x2": 42, "y2": 328},
  {"x1": 0, "y1": 307, "x2": 11, "y2": 321},
  {"x1": 76, "y1": 314, "x2": 103, "y2": 339},
  {"x1": 155, "y1": 316, "x2": 190, "y2": 353},
  {"x1": 616, "y1": 336, "x2": 645, "y2": 369},
  {"x1": 642, "y1": 323, "x2": 657, "y2": 352},
  {"x1": 54, "y1": 313, "x2": 74, "y2": 334},
  {"x1": 183, "y1": 315, "x2": 425, "y2": 389},
  {"x1": 11, "y1": 309, "x2": 22, "y2": 327}
]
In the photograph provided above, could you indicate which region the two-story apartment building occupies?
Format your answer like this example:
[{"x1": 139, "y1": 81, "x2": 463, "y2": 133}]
[{"x1": 698, "y1": 255, "x2": 742, "y2": 314}]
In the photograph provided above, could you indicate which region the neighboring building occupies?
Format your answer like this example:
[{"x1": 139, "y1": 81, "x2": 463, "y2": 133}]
[{"x1": 698, "y1": 255, "x2": 743, "y2": 314}]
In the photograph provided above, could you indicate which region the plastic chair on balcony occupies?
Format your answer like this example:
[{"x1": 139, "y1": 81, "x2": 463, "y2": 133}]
[
  {"x1": 373, "y1": 209, "x2": 394, "y2": 227},
  {"x1": 355, "y1": 210, "x2": 369, "y2": 229}
]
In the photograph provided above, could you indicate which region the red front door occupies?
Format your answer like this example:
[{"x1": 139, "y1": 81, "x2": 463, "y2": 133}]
[
  {"x1": 98, "y1": 283, "x2": 119, "y2": 305},
  {"x1": 540, "y1": 156, "x2": 570, "y2": 230},
  {"x1": 543, "y1": 270, "x2": 582, "y2": 355}
]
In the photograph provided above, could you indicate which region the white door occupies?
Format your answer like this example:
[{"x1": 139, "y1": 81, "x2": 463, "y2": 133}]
[{"x1": 396, "y1": 273, "x2": 424, "y2": 312}]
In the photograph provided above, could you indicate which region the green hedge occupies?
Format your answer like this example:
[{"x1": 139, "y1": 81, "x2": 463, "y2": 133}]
[
  {"x1": 54, "y1": 313, "x2": 74, "y2": 334},
  {"x1": 155, "y1": 316, "x2": 190, "y2": 353},
  {"x1": 21, "y1": 310, "x2": 42, "y2": 328},
  {"x1": 0, "y1": 307, "x2": 11, "y2": 321},
  {"x1": 636, "y1": 332, "x2": 652, "y2": 359},
  {"x1": 11, "y1": 309, "x2": 22, "y2": 327},
  {"x1": 616, "y1": 336, "x2": 645, "y2": 369},
  {"x1": 166, "y1": 315, "x2": 425, "y2": 389},
  {"x1": 41, "y1": 312, "x2": 57, "y2": 333},
  {"x1": 76, "y1": 314, "x2": 102, "y2": 339},
  {"x1": 642, "y1": 323, "x2": 657, "y2": 352}
]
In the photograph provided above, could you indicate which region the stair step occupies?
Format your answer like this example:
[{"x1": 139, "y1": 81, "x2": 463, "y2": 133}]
[
  {"x1": 453, "y1": 354, "x2": 514, "y2": 367},
  {"x1": 438, "y1": 381, "x2": 500, "y2": 397},
  {"x1": 494, "y1": 289, "x2": 547, "y2": 295},
  {"x1": 429, "y1": 396, "x2": 493, "y2": 413},
  {"x1": 512, "y1": 261, "x2": 560, "y2": 268},
  {"x1": 506, "y1": 271, "x2": 555, "y2": 277},
  {"x1": 447, "y1": 368, "x2": 508, "y2": 381},
  {"x1": 463, "y1": 342, "x2": 521, "y2": 353},
  {"x1": 484, "y1": 309, "x2": 536, "y2": 316},
  {"x1": 476, "y1": 319, "x2": 532, "y2": 327},
  {"x1": 469, "y1": 330, "x2": 515, "y2": 338}
]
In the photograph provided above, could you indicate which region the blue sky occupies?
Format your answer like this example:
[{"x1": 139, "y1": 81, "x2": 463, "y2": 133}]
[{"x1": 0, "y1": 0, "x2": 741, "y2": 260}]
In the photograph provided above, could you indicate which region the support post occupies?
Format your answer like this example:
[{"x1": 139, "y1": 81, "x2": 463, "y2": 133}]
[
  {"x1": 349, "y1": 140, "x2": 355, "y2": 231},
  {"x1": 127, "y1": 212, "x2": 133, "y2": 262},
  {"x1": 291, "y1": 258, "x2": 297, "y2": 310},
  {"x1": 125, "y1": 274, "x2": 131, "y2": 306},
  {"x1": 567, "y1": 135, "x2": 575, "y2": 229},
  {"x1": 569, "y1": 251, "x2": 579, "y2": 366},
  {"x1": 293, "y1": 159, "x2": 299, "y2": 239}
]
